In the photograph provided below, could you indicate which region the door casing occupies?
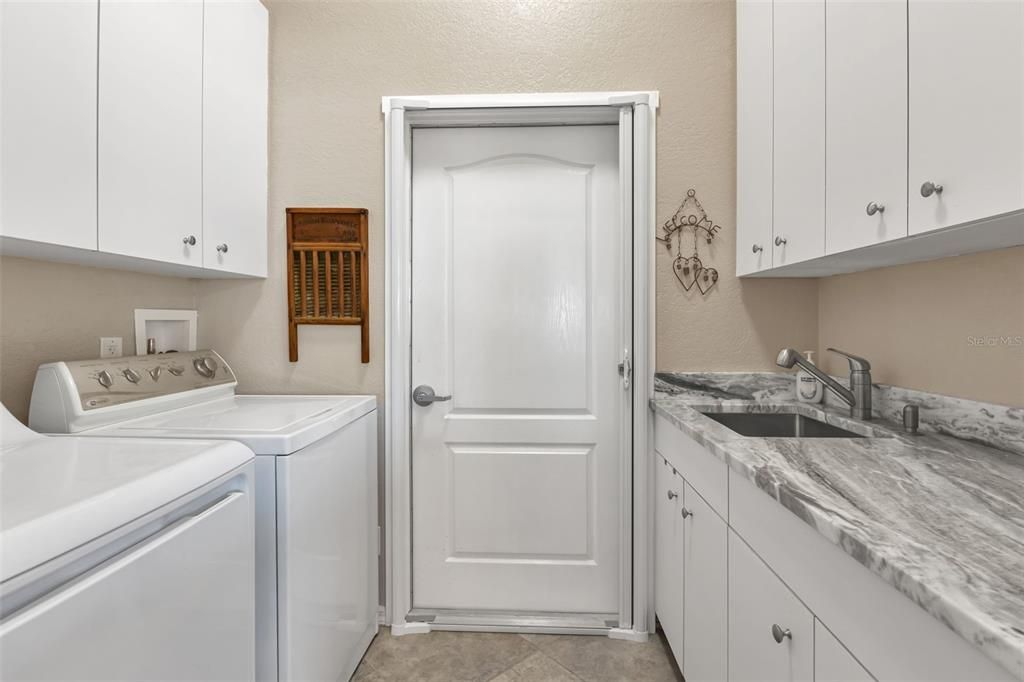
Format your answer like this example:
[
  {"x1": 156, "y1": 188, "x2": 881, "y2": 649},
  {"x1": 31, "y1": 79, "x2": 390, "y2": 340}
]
[{"x1": 383, "y1": 92, "x2": 658, "y2": 640}]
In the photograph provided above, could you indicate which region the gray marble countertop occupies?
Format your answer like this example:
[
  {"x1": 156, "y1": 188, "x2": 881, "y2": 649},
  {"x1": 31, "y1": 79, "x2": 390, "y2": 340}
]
[{"x1": 652, "y1": 373, "x2": 1024, "y2": 681}]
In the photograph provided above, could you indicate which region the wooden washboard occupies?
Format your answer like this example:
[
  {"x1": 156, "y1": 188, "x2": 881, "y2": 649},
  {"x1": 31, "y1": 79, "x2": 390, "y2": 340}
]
[{"x1": 286, "y1": 208, "x2": 369, "y2": 363}]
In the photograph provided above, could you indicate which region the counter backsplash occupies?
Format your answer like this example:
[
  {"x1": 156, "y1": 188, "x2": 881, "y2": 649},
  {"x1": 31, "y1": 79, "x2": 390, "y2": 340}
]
[{"x1": 655, "y1": 371, "x2": 1024, "y2": 457}]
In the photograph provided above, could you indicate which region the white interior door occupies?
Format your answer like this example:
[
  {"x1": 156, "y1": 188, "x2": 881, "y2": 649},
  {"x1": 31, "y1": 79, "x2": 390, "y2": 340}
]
[{"x1": 410, "y1": 125, "x2": 625, "y2": 615}]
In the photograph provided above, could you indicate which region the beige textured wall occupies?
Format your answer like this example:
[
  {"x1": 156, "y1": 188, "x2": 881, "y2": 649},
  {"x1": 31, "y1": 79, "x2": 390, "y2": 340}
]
[
  {"x1": 818, "y1": 247, "x2": 1024, "y2": 407},
  {"x1": 0, "y1": 256, "x2": 198, "y2": 421},
  {"x1": 196, "y1": 0, "x2": 819, "y2": 403}
]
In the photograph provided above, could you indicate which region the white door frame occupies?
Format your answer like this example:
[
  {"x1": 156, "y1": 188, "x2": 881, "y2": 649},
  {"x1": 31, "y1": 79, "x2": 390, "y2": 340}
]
[{"x1": 382, "y1": 92, "x2": 657, "y2": 640}]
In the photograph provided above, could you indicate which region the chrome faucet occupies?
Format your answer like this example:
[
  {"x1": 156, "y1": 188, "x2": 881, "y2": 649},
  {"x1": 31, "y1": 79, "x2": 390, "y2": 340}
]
[{"x1": 776, "y1": 347, "x2": 873, "y2": 420}]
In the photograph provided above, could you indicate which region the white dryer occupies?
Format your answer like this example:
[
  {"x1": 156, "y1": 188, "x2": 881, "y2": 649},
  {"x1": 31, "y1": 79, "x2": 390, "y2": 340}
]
[
  {"x1": 0, "y1": 404, "x2": 256, "y2": 680},
  {"x1": 29, "y1": 350, "x2": 379, "y2": 682}
]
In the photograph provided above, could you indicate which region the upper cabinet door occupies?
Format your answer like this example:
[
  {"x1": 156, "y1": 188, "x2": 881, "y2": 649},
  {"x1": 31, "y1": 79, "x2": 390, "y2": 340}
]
[
  {"x1": 772, "y1": 0, "x2": 825, "y2": 266},
  {"x1": 825, "y1": 0, "x2": 907, "y2": 255},
  {"x1": 98, "y1": 0, "x2": 203, "y2": 266},
  {"x1": 1, "y1": 1, "x2": 97, "y2": 249},
  {"x1": 736, "y1": 0, "x2": 773, "y2": 275},
  {"x1": 203, "y1": 0, "x2": 268, "y2": 277},
  {"x1": 908, "y1": 1, "x2": 1024, "y2": 235}
]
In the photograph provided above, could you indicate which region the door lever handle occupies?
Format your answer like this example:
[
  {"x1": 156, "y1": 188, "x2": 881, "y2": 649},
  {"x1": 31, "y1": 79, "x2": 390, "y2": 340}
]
[{"x1": 412, "y1": 385, "x2": 452, "y2": 407}]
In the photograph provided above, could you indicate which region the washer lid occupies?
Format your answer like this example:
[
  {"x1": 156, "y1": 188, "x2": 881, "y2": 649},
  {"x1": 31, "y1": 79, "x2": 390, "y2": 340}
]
[
  {"x1": 0, "y1": 434, "x2": 253, "y2": 583},
  {"x1": 103, "y1": 395, "x2": 377, "y2": 455}
]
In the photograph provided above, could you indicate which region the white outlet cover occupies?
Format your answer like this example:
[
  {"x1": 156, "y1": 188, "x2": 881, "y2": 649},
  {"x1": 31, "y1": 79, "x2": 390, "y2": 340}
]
[{"x1": 100, "y1": 337, "x2": 123, "y2": 358}]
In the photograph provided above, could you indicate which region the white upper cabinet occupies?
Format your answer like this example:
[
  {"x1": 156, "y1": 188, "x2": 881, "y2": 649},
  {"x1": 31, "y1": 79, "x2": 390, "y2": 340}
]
[
  {"x1": 1, "y1": 1, "x2": 98, "y2": 250},
  {"x1": 736, "y1": 0, "x2": 773, "y2": 275},
  {"x1": 203, "y1": 0, "x2": 269, "y2": 277},
  {"x1": 825, "y1": 0, "x2": 908, "y2": 255},
  {"x1": 98, "y1": 0, "x2": 204, "y2": 267},
  {"x1": 908, "y1": 1, "x2": 1024, "y2": 235},
  {"x1": 772, "y1": 0, "x2": 825, "y2": 266},
  {"x1": 740, "y1": 0, "x2": 1024, "y2": 276}
]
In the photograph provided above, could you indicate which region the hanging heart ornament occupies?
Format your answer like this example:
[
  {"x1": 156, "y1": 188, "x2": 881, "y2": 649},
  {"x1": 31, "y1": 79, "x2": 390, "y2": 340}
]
[
  {"x1": 696, "y1": 266, "x2": 719, "y2": 294},
  {"x1": 673, "y1": 255, "x2": 703, "y2": 291}
]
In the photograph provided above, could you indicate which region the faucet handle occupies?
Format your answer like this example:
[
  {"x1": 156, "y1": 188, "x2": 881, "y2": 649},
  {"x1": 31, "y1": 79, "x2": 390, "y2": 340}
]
[{"x1": 827, "y1": 347, "x2": 871, "y2": 372}]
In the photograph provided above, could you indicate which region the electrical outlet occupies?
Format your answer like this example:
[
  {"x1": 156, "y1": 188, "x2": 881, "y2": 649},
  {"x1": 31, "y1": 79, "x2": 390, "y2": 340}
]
[{"x1": 100, "y1": 337, "x2": 123, "y2": 358}]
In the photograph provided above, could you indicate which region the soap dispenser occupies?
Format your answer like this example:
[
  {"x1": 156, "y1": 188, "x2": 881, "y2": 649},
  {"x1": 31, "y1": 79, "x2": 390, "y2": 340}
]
[{"x1": 796, "y1": 350, "x2": 823, "y2": 403}]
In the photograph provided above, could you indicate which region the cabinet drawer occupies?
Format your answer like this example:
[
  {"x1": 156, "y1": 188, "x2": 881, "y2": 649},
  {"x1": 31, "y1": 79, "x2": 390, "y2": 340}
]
[
  {"x1": 728, "y1": 530, "x2": 813, "y2": 682},
  {"x1": 654, "y1": 414, "x2": 727, "y2": 518}
]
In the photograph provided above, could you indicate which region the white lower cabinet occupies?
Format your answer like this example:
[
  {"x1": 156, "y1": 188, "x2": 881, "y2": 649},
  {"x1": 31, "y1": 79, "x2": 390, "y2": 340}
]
[
  {"x1": 681, "y1": 481, "x2": 727, "y2": 682},
  {"x1": 814, "y1": 619, "x2": 873, "y2": 682},
  {"x1": 654, "y1": 455, "x2": 684, "y2": 662},
  {"x1": 728, "y1": 531, "x2": 813, "y2": 682},
  {"x1": 653, "y1": 413, "x2": 1015, "y2": 682}
]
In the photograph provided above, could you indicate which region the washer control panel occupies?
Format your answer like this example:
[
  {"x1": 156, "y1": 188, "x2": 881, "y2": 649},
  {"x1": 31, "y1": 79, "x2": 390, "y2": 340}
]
[{"x1": 65, "y1": 350, "x2": 236, "y2": 411}]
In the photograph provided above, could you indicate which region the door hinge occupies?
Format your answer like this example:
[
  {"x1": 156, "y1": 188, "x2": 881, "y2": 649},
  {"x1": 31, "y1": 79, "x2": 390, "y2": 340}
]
[{"x1": 618, "y1": 349, "x2": 632, "y2": 390}]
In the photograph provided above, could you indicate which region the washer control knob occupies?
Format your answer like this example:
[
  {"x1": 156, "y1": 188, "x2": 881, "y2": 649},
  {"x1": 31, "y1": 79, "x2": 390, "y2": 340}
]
[
  {"x1": 97, "y1": 371, "x2": 113, "y2": 389},
  {"x1": 122, "y1": 368, "x2": 141, "y2": 384},
  {"x1": 167, "y1": 365, "x2": 184, "y2": 377},
  {"x1": 149, "y1": 366, "x2": 162, "y2": 382},
  {"x1": 193, "y1": 356, "x2": 218, "y2": 378}
]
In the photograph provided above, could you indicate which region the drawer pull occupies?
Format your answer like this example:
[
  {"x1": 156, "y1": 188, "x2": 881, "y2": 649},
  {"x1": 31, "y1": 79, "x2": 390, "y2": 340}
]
[
  {"x1": 667, "y1": 490, "x2": 679, "y2": 500},
  {"x1": 680, "y1": 507, "x2": 693, "y2": 519},
  {"x1": 771, "y1": 624, "x2": 792, "y2": 643}
]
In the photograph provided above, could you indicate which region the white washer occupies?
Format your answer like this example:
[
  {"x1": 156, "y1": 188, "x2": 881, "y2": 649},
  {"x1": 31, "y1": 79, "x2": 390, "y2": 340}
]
[
  {"x1": 29, "y1": 350, "x2": 379, "y2": 682},
  {"x1": 0, "y1": 404, "x2": 256, "y2": 680}
]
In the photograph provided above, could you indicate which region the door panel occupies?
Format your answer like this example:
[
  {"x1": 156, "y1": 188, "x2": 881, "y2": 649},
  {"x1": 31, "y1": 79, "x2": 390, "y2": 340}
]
[
  {"x1": 98, "y1": 0, "x2": 203, "y2": 265},
  {"x1": 0, "y1": 0, "x2": 97, "y2": 249},
  {"x1": 814, "y1": 619, "x2": 874, "y2": 682},
  {"x1": 729, "y1": 531, "x2": 814, "y2": 682},
  {"x1": 203, "y1": 0, "x2": 269, "y2": 276},
  {"x1": 908, "y1": 1, "x2": 1023, "y2": 235},
  {"x1": 682, "y1": 481, "x2": 727, "y2": 682},
  {"x1": 654, "y1": 456, "x2": 684, "y2": 666},
  {"x1": 773, "y1": 0, "x2": 825, "y2": 265},
  {"x1": 736, "y1": 0, "x2": 774, "y2": 274},
  {"x1": 411, "y1": 125, "x2": 623, "y2": 614},
  {"x1": 825, "y1": 0, "x2": 907, "y2": 254}
]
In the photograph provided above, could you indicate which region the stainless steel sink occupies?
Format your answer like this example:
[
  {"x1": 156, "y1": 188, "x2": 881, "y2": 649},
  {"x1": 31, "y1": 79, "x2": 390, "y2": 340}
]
[{"x1": 700, "y1": 411, "x2": 867, "y2": 438}]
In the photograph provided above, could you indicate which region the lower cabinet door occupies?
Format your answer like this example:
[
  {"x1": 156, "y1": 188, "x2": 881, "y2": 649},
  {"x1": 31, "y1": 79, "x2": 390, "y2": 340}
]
[
  {"x1": 814, "y1": 619, "x2": 873, "y2": 682},
  {"x1": 654, "y1": 454, "x2": 684, "y2": 665},
  {"x1": 682, "y1": 482, "x2": 727, "y2": 682},
  {"x1": 729, "y1": 530, "x2": 813, "y2": 682}
]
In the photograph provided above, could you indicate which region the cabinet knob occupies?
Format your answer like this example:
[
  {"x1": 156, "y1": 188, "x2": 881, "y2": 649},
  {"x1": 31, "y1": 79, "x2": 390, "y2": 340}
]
[
  {"x1": 667, "y1": 490, "x2": 679, "y2": 500},
  {"x1": 865, "y1": 202, "x2": 885, "y2": 217},
  {"x1": 920, "y1": 181, "x2": 944, "y2": 198},
  {"x1": 216, "y1": 243, "x2": 229, "y2": 253},
  {"x1": 680, "y1": 507, "x2": 693, "y2": 519},
  {"x1": 182, "y1": 235, "x2": 197, "y2": 246},
  {"x1": 771, "y1": 624, "x2": 792, "y2": 644},
  {"x1": 752, "y1": 243, "x2": 764, "y2": 254},
  {"x1": 774, "y1": 236, "x2": 787, "y2": 247}
]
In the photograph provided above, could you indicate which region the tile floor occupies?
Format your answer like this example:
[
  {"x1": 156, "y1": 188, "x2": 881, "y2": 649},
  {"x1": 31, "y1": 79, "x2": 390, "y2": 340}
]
[{"x1": 353, "y1": 628, "x2": 683, "y2": 681}]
